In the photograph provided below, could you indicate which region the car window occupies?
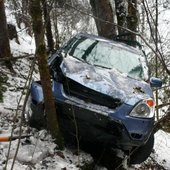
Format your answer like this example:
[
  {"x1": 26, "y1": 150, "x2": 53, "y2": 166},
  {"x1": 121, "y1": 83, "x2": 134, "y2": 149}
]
[{"x1": 62, "y1": 36, "x2": 148, "y2": 80}]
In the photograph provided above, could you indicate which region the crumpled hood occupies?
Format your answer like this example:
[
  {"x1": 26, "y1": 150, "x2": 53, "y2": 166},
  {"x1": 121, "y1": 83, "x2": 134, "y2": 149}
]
[{"x1": 61, "y1": 56, "x2": 153, "y2": 105}]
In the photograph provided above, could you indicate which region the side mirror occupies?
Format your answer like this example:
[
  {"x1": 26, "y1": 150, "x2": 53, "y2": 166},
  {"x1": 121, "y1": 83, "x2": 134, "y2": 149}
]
[{"x1": 150, "y1": 77, "x2": 162, "y2": 88}]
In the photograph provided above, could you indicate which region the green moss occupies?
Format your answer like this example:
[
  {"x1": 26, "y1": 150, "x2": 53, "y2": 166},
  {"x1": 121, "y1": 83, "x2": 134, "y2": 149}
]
[{"x1": 0, "y1": 73, "x2": 8, "y2": 102}]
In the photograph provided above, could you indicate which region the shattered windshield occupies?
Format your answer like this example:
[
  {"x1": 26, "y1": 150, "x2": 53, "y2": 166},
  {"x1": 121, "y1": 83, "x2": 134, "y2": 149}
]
[{"x1": 63, "y1": 36, "x2": 148, "y2": 80}]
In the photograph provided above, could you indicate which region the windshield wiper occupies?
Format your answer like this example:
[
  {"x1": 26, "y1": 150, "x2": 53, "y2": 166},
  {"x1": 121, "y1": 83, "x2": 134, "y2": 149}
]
[
  {"x1": 93, "y1": 64, "x2": 111, "y2": 69},
  {"x1": 71, "y1": 55, "x2": 91, "y2": 65}
]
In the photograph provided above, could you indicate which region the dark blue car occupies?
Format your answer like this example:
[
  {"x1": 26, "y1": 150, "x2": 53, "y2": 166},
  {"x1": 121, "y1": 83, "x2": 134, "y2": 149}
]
[{"x1": 27, "y1": 33, "x2": 162, "y2": 164}]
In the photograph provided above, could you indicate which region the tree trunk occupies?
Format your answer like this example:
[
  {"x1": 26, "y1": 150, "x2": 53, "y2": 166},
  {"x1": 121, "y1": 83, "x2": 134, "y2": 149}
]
[
  {"x1": 30, "y1": 0, "x2": 64, "y2": 149},
  {"x1": 22, "y1": 0, "x2": 29, "y2": 15},
  {"x1": 89, "y1": 0, "x2": 116, "y2": 39},
  {"x1": 115, "y1": 0, "x2": 127, "y2": 35},
  {"x1": 115, "y1": 0, "x2": 138, "y2": 43},
  {"x1": 127, "y1": 0, "x2": 138, "y2": 42},
  {"x1": 0, "y1": 0, "x2": 13, "y2": 69},
  {"x1": 52, "y1": 1, "x2": 60, "y2": 50},
  {"x1": 42, "y1": 0, "x2": 54, "y2": 53},
  {"x1": 155, "y1": 0, "x2": 159, "y2": 120}
]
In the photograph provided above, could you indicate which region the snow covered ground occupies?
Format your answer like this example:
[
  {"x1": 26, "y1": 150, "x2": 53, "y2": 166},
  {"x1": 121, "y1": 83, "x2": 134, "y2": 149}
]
[{"x1": 153, "y1": 130, "x2": 170, "y2": 169}]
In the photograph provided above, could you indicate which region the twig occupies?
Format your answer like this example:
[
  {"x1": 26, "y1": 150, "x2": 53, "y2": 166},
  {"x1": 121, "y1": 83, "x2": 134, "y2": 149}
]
[
  {"x1": 156, "y1": 103, "x2": 170, "y2": 110},
  {"x1": 0, "y1": 54, "x2": 34, "y2": 62},
  {"x1": 0, "y1": 135, "x2": 31, "y2": 142}
]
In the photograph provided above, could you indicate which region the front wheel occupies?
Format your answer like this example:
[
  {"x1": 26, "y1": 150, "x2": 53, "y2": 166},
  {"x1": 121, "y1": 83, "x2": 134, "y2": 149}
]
[
  {"x1": 24, "y1": 94, "x2": 47, "y2": 129},
  {"x1": 130, "y1": 133, "x2": 154, "y2": 164}
]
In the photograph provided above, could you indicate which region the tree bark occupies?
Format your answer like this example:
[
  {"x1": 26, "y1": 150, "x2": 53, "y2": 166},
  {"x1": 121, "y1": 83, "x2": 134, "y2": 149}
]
[
  {"x1": 115, "y1": 0, "x2": 127, "y2": 35},
  {"x1": 0, "y1": 0, "x2": 13, "y2": 69},
  {"x1": 22, "y1": 0, "x2": 29, "y2": 15},
  {"x1": 115, "y1": 0, "x2": 138, "y2": 43},
  {"x1": 30, "y1": 0, "x2": 63, "y2": 149},
  {"x1": 42, "y1": 0, "x2": 54, "y2": 53},
  {"x1": 89, "y1": 0, "x2": 116, "y2": 39},
  {"x1": 127, "y1": 0, "x2": 138, "y2": 41},
  {"x1": 52, "y1": 1, "x2": 60, "y2": 50},
  {"x1": 11, "y1": 0, "x2": 22, "y2": 29}
]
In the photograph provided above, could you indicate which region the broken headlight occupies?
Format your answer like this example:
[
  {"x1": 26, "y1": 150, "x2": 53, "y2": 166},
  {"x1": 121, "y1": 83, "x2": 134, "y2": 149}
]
[{"x1": 129, "y1": 98, "x2": 155, "y2": 118}]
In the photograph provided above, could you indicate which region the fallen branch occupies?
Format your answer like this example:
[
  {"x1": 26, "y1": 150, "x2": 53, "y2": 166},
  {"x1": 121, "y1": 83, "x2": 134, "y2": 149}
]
[
  {"x1": 156, "y1": 103, "x2": 170, "y2": 110},
  {"x1": 0, "y1": 54, "x2": 34, "y2": 62},
  {"x1": 4, "y1": 107, "x2": 22, "y2": 111},
  {"x1": 0, "y1": 135, "x2": 31, "y2": 142}
]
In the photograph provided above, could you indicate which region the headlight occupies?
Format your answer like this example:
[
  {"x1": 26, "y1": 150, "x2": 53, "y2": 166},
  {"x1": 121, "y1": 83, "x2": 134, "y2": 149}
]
[{"x1": 129, "y1": 98, "x2": 155, "y2": 118}]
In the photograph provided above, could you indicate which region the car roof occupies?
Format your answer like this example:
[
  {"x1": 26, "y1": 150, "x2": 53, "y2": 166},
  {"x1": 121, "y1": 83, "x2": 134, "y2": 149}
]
[{"x1": 75, "y1": 33, "x2": 142, "y2": 54}]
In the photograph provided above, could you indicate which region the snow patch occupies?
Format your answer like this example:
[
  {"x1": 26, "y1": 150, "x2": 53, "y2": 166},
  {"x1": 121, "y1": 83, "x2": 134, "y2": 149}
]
[{"x1": 153, "y1": 130, "x2": 170, "y2": 169}]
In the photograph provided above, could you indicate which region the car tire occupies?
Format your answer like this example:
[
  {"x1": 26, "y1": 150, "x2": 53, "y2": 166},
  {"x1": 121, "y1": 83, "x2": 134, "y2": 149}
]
[
  {"x1": 24, "y1": 92, "x2": 32, "y2": 123},
  {"x1": 130, "y1": 133, "x2": 154, "y2": 164},
  {"x1": 24, "y1": 94, "x2": 47, "y2": 129}
]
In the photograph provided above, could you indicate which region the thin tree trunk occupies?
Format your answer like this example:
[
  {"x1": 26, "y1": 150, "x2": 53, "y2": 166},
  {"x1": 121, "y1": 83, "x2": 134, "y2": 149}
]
[
  {"x1": 155, "y1": 0, "x2": 159, "y2": 120},
  {"x1": 89, "y1": 0, "x2": 116, "y2": 39},
  {"x1": 52, "y1": 1, "x2": 60, "y2": 50},
  {"x1": 22, "y1": 0, "x2": 29, "y2": 15},
  {"x1": 11, "y1": 0, "x2": 22, "y2": 29},
  {"x1": 30, "y1": 0, "x2": 64, "y2": 149},
  {"x1": 141, "y1": 4, "x2": 145, "y2": 35},
  {"x1": 114, "y1": 0, "x2": 138, "y2": 43},
  {"x1": 54, "y1": 15, "x2": 60, "y2": 50},
  {"x1": 127, "y1": 0, "x2": 138, "y2": 42},
  {"x1": 42, "y1": 0, "x2": 54, "y2": 52},
  {"x1": 115, "y1": 0, "x2": 127, "y2": 35},
  {"x1": 0, "y1": 0, "x2": 13, "y2": 69}
]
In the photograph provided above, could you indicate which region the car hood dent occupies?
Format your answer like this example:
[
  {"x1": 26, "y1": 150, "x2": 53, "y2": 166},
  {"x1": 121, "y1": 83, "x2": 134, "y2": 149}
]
[{"x1": 61, "y1": 56, "x2": 153, "y2": 105}]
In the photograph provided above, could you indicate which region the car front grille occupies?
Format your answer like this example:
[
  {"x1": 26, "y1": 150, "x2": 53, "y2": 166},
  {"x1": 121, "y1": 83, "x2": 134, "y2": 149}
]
[{"x1": 62, "y1": 78, "x2": 122, "y2": 109}]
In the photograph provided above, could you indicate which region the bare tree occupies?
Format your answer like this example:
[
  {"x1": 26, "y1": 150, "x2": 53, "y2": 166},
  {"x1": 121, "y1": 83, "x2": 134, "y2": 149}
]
[
  {"x1": 0, "y1": 0, "x2": 13, "y2": 69},
  {"x1": 29, "y1": 0, "x2": 63, "y2": 149}
]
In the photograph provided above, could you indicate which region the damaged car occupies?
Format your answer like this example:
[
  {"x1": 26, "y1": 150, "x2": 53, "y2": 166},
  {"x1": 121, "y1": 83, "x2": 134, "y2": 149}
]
[{"x1": 26, "y1": 33, "x2": 162, "y2": 164}]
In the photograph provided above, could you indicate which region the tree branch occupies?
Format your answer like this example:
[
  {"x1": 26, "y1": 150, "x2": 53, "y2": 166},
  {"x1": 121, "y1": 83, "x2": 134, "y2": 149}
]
[
  {"x1": 156, "y1": 103, "x2": 170, "y2": 110},
  {"x1": 154, "y1": 109, "x2": 170, "y2": 133},
  {"x1": 0, "y1": 54, "x2": 34, "y2": 61}
]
